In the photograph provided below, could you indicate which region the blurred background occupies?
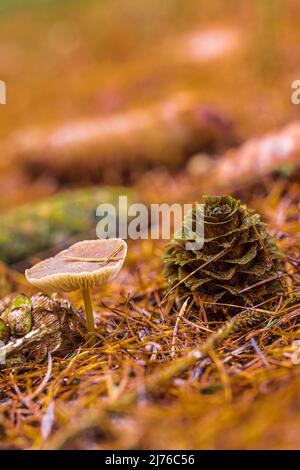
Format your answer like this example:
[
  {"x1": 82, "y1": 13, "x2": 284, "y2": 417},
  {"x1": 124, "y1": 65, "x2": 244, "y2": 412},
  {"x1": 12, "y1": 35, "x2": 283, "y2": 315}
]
[
  {"x1": 1, "y1": 0, "x2": 299, "y2": 135},
  {"x1": 0, "y1": 0, "x2": 299, "y2": 174},
  {"x1": 0, "y1": 0, "x2": 299, "y2": 248}
]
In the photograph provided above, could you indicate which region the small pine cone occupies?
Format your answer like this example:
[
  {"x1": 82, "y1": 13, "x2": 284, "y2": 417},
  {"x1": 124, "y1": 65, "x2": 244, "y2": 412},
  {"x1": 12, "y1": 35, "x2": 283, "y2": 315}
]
[
  {"x1": 29, "y1": 294, "x2": 86, "y2": 361},
  {"x1": 163, "y1": 196, "x2": 284, "y2": 318},
  {"x1": 0, "y1": 294, "x2": 86, "y2": 364}
]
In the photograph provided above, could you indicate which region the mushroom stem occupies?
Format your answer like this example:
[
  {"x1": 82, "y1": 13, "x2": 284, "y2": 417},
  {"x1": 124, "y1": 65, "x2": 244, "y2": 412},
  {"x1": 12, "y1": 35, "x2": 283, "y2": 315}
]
[{"x1": 81, "y1": 288, "x2": 96, "y2": 333}]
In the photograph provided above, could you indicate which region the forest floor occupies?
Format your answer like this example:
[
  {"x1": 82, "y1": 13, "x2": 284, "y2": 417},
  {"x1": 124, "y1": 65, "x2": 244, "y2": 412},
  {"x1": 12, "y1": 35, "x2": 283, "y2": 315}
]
[{"x1": 0, "y1": 0, "x2": 300, "y2": 450}]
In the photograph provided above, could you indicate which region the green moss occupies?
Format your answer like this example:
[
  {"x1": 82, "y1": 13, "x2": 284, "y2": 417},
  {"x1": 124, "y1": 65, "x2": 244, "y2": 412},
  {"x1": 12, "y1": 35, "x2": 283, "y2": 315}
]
[
  {"x1": 0, "y1": 186, "x2": 134, "y2": 265},
  {"x1": 0, "y1": 318, "x2": 10, "y2": 343}
]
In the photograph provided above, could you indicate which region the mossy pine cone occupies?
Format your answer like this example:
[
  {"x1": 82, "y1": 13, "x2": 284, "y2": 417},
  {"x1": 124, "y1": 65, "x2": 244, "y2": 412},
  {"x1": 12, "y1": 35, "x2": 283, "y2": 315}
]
[
  {"x1": 163, "y1": 196, "x2": 284, "y2": 317},
  {"x1": 0, "y1": 294, "x2": 85, "y2": 362}
]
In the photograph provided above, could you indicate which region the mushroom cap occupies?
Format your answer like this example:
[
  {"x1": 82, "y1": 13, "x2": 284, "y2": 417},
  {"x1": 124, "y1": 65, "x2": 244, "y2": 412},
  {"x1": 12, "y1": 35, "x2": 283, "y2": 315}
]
[{"x1": 25, "y1": 239, "x2": 127, "y2": 292}]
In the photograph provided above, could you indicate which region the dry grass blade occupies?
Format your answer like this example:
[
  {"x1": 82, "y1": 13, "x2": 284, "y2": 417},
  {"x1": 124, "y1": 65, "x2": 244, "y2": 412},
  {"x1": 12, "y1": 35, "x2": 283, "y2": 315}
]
[{"x1": 171, "y1": 298, "x2": 189, "y2": 358}]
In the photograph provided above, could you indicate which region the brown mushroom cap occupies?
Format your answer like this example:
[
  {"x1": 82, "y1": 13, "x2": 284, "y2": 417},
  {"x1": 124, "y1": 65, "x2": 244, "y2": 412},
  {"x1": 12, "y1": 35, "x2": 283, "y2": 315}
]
[{"x1": 25, "y1": 239, "x2": 127, "y2": 292}]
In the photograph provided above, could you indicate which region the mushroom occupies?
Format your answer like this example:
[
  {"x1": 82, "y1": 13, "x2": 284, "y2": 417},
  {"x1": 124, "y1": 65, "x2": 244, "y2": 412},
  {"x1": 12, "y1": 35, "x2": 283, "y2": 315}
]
[{"x1": 25, "y1": 239, "x2": 127, "y2": 336}]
